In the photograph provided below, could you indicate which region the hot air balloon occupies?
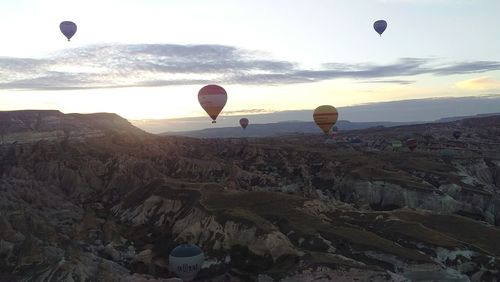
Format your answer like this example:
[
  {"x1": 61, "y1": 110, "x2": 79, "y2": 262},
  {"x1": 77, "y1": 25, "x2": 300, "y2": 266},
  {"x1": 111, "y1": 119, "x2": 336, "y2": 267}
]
[
  {"x1": 169, "y1": 244, "x2": 204, "y2": 281},
  {"x1": 406, "y1": 139, "x2": 417, "y2": 151},
  {"x1": 330, "y1": 126, "x2": 339, "y2": 139},
  {"x1": 391, "y1": 140, "x2": 402, "y2": 151},
  {"x1": 373, "y1": 20, "x2": 387, "y2": 36},
  {"x1": 441, "y1": 149, "x2": 455, "y2": 158},
  {"x1": 198, "y1": 85, "x2": 227, "y2": 123},
  {"x1": 60, "y1": 21, "x2": 77, "y2": 41},
  {"x1": 423, "y1": 134, "x2": 434, "y2": 143},
  {"x1": 350, "y1": 138, "x2": 363, "y2": 144},
  {"x1": 313, "y1": 105, "x2": 339, "y2": 134},
  {"x1": 453, "y1": 130, "x2": 461, "y2": 140},
  {"x1": 239, "y1": 118, "x2": 249, "y2": 129},
  {"x1": 324, "y1": 138, "x2": 336, "y2": 145}
]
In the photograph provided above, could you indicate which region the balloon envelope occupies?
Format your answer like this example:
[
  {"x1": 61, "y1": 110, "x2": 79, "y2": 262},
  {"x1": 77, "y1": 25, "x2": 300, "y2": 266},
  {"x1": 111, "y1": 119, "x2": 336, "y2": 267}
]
[
  {"x1": 373, "y1": 20, "x2": 387, "y2": 36},
  {"x1": 391, "y1": 140, "x2": 402, "y2": 146},
  {"x1": 198, "y1": 85, "x2": 227, "y2": 123},
  {"x1": 453, "y1": 130, "x2": 461, "y2": 140},
  {"x1": 60, "y1": 21, "x2": 77, "y2": 41},
  {"x1": 324, "y1": 138, "x2": 336, "y2": 145},
  {"x1": 391, "y1": 140, "x2": 402, "y2": 151},
  {"x1": 441, "y1": 149, "x2": 455, "y2": 158},
  {"x1": 406, "y1": 139, "x2": 418, "y2": 151},
  {"x1": 313, "y1": 105, "x2": 339, "y2": 134},
  {"x1": 239, "y1": 118, "x2": 249, "y2": 129},
  {"x1": 350, "y1": 138, "x2": 362, "y2": 144},
  {"x1": 169, "y1": 244, "x2": 204, "y2": 281}
]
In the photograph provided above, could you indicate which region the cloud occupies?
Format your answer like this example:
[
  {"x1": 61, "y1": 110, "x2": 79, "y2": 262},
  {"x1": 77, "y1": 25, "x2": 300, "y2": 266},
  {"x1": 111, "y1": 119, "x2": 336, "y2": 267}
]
[
  {"x1": 455, "y1": 77, "x2": 500, "y2": 91},
  {"x1": 434, "y1": 62, "x2": 500, "y2": 75},
  {"x1": 377, "y1": 0, "x2": 456, "y2": 4},
  {"x1": 359, "y1": 79, "x2": 415, "y2": 85},
  {"x1": 222, "y1": 109, "x2": 272, "y2": 115},
  {"x1": 1, "y1": 44, "x2": 500, "y2": 90}
]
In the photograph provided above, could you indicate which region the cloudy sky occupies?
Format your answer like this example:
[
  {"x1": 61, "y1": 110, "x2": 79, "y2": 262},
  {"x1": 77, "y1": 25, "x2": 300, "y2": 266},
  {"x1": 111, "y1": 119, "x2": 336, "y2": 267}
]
[{"x1": 0, "y1": 0, "x2": 499, "y2": 120}]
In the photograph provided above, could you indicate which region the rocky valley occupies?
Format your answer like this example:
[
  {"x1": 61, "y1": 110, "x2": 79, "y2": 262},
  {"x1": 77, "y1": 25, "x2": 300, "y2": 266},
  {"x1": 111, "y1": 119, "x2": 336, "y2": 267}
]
[{"x1": 1, "y1": 110, "x2": 500, "y2": 281}]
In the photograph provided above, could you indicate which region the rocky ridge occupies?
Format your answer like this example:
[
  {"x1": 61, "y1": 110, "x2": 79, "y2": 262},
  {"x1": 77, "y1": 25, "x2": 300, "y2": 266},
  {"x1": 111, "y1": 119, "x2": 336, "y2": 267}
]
[{"x1": 0, "y1": 111, "x2": 499, "y2": 281}]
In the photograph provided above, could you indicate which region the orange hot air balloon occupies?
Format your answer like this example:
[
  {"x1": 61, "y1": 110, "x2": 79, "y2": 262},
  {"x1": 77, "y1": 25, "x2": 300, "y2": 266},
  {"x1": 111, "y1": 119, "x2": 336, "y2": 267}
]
[
  {"x1": 313, "y1": 105, "x2": 339, "y2": 134},
  {"x1": 198, "y1": 85, "x2": 227, "y2": 123}
]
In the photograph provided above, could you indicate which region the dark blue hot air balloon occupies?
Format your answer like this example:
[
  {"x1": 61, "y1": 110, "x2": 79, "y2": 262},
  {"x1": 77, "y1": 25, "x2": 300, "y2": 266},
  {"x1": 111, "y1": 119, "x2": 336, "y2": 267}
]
[
  {"x1": 239, "y1": 118, "x2": 249, "y2": 129},
  {"x1": 373, "y1": 20, "x2": 387, "y2": 36},
  {"x1": 453, "y1": 130, "x2": 461, "y2": 140},
  {"x1": 350, "y1": 138, "x2": 363, "y2": 144},
  {"x1": 169, "y1": 244, "x2": 204, "y2": 281},
  {"x1": 60, "y1": 21, "x2": 77, "y2": 41}
]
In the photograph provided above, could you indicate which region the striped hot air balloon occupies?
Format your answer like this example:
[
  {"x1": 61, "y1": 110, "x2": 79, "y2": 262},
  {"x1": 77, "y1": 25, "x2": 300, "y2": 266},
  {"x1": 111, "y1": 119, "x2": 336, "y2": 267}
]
[
  {"x1": 313, "y1": 105, "x2": 339, "y2": 134},
  {"x1": 198, "y1": 85, "x2": 227, "y2": 123},
  {"x1": 406, "y1": 138, "x2": 418, "y2": 151}
]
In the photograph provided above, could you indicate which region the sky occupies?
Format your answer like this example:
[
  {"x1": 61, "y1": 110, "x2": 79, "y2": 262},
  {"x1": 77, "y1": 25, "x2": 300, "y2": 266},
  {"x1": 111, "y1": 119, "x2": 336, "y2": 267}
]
[{"x1": 0, "y1": 0, "x2": 500, "y2": 120}]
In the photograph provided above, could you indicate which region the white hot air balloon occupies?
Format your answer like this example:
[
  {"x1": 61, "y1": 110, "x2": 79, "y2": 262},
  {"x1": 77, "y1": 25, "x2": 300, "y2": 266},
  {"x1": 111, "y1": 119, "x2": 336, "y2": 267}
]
[{"x1": 169, "y1": 244, "x2": 204, "y2": 281}]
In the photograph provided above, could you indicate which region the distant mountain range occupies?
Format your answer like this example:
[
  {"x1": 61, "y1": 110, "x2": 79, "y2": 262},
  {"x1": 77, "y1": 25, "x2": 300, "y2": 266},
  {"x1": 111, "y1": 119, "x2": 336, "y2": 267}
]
[
  {"x1": 162, "y1": 112, "x2": 500, "y2": 138},
  {"x1": 161, "y1": 120, "x2": 415, "y2": 138},
  {"x1": 435, "y1": 112, "x2": 500, "y2": 123},
  {"x1": 132, "y1": 95, "x2": 500, "y2": 134}
]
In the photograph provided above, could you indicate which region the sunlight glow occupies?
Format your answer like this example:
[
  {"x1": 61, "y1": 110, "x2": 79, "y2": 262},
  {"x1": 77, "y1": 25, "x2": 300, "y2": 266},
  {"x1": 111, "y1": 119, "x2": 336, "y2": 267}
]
[{"x1": 0, "y1": 0, "x2": 499, "y2": 120}]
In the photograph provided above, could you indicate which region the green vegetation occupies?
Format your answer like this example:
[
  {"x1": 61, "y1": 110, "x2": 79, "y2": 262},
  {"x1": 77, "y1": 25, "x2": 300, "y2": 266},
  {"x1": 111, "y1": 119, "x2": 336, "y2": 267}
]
[{"x1": 395, "y1": 211, "x2": 500, "y2": 257}]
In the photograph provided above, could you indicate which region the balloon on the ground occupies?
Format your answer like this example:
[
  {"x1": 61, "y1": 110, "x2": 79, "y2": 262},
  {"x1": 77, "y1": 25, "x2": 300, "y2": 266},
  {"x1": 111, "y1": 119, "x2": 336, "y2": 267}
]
[
  {"x1": 239, "y1": 118, "x2": 249, "y2": 129},
  {"x1": 351, "y1": 138, "x2": 362, "y2": 144},
  {"x1": 169, "y1": 244, "x2": 204, "y2": 281},
  {"x1": 313, "y1": 105, "x2": 339, "y2": 134},
  {"x1": 60, "y1": 21, "x2": 77, "y2": 41},
  {"x1": 331, "y1": 126, "x2": 339, "y2": 139},
  {"x1": 392, "y1": 140, "x2": 402, "y2": 151},
  {"x1": 406, "y1": 139, "x2": 418, "y2": 151},
  {"x1": 324, "y1": 138, "x2": 336, "y2": 144},
  {"x1": 373, "y1": 20, "x2": 387, "y2": 36},
  {"x1": 198, "y1": 85, "x2": 227, "y2": 123}
]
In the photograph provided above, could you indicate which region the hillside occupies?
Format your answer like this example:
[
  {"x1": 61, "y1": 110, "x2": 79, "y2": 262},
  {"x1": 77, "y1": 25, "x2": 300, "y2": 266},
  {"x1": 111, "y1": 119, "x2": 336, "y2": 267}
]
[
  {"x1": 132, "y1": 96, "x2": 500, "y2": 133},
  {"x1": 0, "y1": 111, "x2": 499, "y2": 281},
  {"x1": 158, "y1": 114, "x2": 500, "y2": 139},
  {"x1": 161, "y1": 120, "x2": 414, "y2": 138},
  {"x1": 0, "y1": 110, "x2": 146, "y2": 144},
  {"x1": 436, "y1": 112, "x2": 500, "y2": 123}
]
